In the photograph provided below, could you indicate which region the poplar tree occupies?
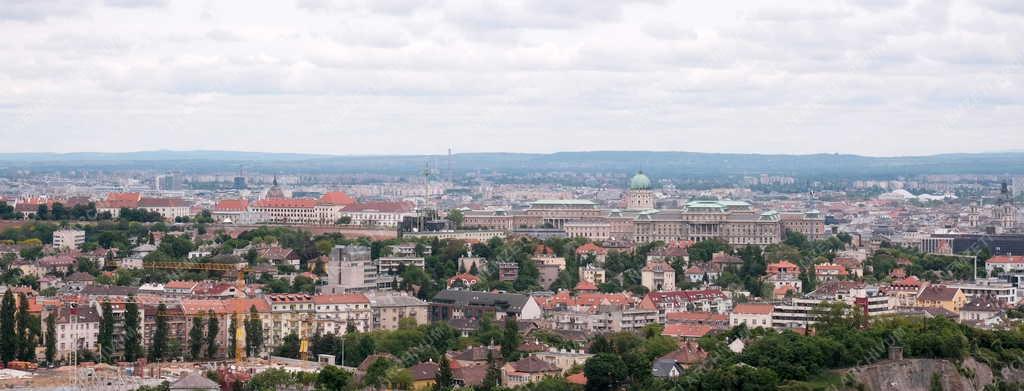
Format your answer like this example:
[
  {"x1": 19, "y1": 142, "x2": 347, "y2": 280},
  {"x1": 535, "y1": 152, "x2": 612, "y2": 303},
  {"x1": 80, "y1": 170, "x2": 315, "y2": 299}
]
[
  {"x1": 189, "y1": 316, "x2": 205, "y2": 360},
  {"x1": 149, "y1": 303, "x2": 169, "y2": 361},
  {"x1": 206, "y1": 311, "x2": 219, "y2": 359},
  {"x1": 0, "y1": 290, "x2": 16, "y2": 363},
  {"x1": 99, "y1": 301, "x2": 115, "y2": 363},
  {"x1": 123, "y1": 296, "x2": 142, "y2": 362},
  {"x1": 45, "y1": 312, "x2": 56, "y2": 364}
]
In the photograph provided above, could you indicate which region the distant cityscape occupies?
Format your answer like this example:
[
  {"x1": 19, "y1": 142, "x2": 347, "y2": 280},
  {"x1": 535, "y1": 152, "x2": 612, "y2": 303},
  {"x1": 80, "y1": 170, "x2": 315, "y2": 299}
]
[{"x1": 0, "y1": 151, "x2": 1021, "y2": 389}]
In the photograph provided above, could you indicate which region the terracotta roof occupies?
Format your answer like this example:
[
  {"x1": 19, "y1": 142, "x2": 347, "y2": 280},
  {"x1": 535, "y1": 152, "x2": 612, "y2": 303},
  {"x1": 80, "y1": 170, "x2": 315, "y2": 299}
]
[
  {"x1": 574, "y1": 281, "x2": 598, "y2": 291},
  {"x1": 106, "y1": 193, "x2": 141, "y2": 203},
  {"x1": 181, "y1": 299, "x2": 229, "y2": 315},
  {"x1": 988, "y1": 255, "x2": 1024, "y2": 264},
  {"x1": 662, "y1": 324, "x2": 713, "y2": 339},
  {"x1": 165, "y1": 280, "x2": 199, "y2": 290},
  {"x1": 642, "y1": 260, "x2": 673, "y2": 272},
  {"x1": 225, "y1": 298, "x2": 271, "y2": 314},
  {"x1": 214, "y1": 199, "x2": 249, "y2": 212},
  {"x1": 318, "y1": 191, "x2": 356, "y2": 206},
  {"x1": 732, "y1": 303, "x2": 773, "y2": 315},
  {"x1": 312, "y1": 294, "x2": 370, "y2": 305},
  {"x1": 566, "y1": 373, "x2": 587, "y2": 385},
  {"x1": 575, "y1": 243, "x2": 607, "y2": 255}
]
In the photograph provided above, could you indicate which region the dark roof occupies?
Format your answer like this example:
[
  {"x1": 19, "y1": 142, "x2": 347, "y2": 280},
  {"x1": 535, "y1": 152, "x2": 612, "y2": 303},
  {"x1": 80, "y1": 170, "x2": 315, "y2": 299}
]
[
  {"x1": 651, "y1": 358, "x2": 684, "y2": 378},
  {"x1": 65, "y1": 272, "x2": 96, "y2": 282},
  {"x1": 81, "y1": 284, "x2": 139, "y2": 296},
  {"x1": 917, "y1": 285, "x2": 961, "y2": 302},
  {"x1": 432, "y1": 290, "x2": 531, "y2": 313},
  {"x1": 409, "y1": 361, "x2": 439, "y2": 381},
  {"x1": 963, "y1": 295, "x2": 1002, "y2": 312},
  {"x1": 453, "y1": 346, "x2": 499, "y2": 362},
  {"x1": 509, "y1": 357, "x2": 559, "y2": 373},
  {"x1": 453, "y1": 365, "x2": 488, "y2": 387}
]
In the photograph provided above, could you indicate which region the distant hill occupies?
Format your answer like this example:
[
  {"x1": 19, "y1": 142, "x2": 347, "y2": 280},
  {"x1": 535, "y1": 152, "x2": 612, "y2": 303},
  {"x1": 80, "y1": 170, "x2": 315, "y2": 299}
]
[{"x1": 0, "y1": 150, "x2": 1022, "y2": 177}]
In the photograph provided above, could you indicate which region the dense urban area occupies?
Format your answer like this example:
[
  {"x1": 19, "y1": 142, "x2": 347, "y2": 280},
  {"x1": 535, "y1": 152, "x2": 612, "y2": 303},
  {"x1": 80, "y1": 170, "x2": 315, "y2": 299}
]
[{"x1": 0, "y1": 153, "x2": 1023, "y2": 391}]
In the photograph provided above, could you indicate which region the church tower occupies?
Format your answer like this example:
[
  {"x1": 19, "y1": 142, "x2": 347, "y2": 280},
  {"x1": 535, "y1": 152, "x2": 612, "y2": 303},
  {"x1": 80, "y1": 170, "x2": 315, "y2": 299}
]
[{"x1": 627, "y1": 171, "x2": 654, "y2": 210}]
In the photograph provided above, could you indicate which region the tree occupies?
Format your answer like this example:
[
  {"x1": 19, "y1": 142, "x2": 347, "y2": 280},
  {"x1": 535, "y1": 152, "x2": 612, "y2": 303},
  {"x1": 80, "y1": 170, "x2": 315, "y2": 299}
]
[
  {"x1": 316, "y1": 365, "x2": 351, "y2": 391},
  {"x1": 435, "y1": 355, "x2": 455, "y2": 391},
  {"x1": 245, "y1": 305, "x2": 264, "y2": 357},
  {"x1": 0, "y1": 290, "x2": 14, "y2": 364},
  {"x1": 584, "y1": 353, "x2": 627, "y2": 391},
  {"x1": 124, "y1": 296, "x2": 142, "y2": 362},
  {"x1": 45, "y1": 312, "x2": 56, "y2": 364},
  {"x1": 206, "y1": 311, "x2": 220, "y2": 359},
  {"x1": 364, "y1": 357, "x2": 394, "y2": 389},
  {"x1": 150, "y1": 303, "x2": 169, "y2": 361},
  {"x1": 446, "y1": 209, "x2": 464, "y2": 228},
  {"x1": 274, "y1": 333, "x2": 301, "y2": 359},
  {"x1": 228, "y1": 318, "x2": 237, "y2": 359},
  {"x1": 15, "y1": 293, "x2": 32, "y2": 360},
  {"x1": 189, "y1": 316, "x2": 205, "y2": 360},
  {"x1": 99, "y1": 301, "x2": 115, "y2": 363},
  {"x1": 501, "y1": 317, "x2": 520, "y2": 360},
  {"x1": 481, "y1": 350, "x2": 501, "y2": 391}
]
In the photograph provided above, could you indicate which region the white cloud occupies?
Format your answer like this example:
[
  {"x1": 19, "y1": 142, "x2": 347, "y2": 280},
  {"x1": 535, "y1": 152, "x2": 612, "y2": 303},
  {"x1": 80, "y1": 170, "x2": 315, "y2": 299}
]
[{"x1": 0, "y1": 0, "x2": 1021, "y2": 156}]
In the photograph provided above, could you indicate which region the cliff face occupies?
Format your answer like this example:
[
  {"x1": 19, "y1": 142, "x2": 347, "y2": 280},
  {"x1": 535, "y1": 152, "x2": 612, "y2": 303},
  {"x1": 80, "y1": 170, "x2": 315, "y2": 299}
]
[{"x1": 844, "y1": 358, "x2": 996, "y2": 391}]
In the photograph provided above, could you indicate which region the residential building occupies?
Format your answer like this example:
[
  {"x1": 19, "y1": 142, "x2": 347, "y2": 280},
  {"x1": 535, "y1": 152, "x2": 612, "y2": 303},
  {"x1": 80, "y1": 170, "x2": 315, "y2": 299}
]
[
  {"x1": 430, "y1": 290, "x2": 542, "y2": 321},
  {"x1": 313, "y1": 294, "x2": 372, "y2": 335},
  {"x1": 324, "y1": 245, "x2": 377, "y2": 293},
  {"x1": 729, "y1": 303, "x2": 774, "y2": 329},
  {"x1": 366, "y1": 293, "x2": 430, "y2": 330},
  {"x1": 642, "y1": 260, "x2": 676, "y2": 292},
  {"x1": 52, "y1": 229, "x2": 85, "y2": 250}
]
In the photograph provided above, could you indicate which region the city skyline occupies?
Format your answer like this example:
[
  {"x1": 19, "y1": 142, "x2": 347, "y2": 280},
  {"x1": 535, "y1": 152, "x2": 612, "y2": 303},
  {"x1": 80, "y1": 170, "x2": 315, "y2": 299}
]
[{"x1": 1, "y1": 0, "x2": 1022, "y2": 156}]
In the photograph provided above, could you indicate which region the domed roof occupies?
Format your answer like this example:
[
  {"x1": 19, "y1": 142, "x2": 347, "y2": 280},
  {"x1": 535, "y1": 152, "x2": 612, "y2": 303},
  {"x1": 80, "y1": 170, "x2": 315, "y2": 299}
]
[{"x1": 629, "y1": 171, "x2": 651, "y2": 190}]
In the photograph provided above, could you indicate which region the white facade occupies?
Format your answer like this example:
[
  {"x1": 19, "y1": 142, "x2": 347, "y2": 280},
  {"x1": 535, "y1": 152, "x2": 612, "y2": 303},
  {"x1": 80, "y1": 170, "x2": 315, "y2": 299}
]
[{"x1": 52, "y1": 229, "x2": 85, "y2": 250}]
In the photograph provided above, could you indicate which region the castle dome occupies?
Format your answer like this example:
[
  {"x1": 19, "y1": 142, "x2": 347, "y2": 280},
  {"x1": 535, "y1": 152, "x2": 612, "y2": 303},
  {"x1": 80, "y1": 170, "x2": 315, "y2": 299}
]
[{"x1": 629, "y1": 171, "x2": 651, "y2": 190}]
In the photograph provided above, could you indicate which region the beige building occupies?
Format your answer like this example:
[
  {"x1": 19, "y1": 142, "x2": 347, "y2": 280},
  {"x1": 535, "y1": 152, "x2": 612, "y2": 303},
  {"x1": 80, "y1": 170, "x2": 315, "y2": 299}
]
[
  {"x1": 642, "y1": 260, "x2": 676, "y2": 292},
  {"x1": 578, "y1": 264, "x2": 607, "y2": 284},
  {"x1": 729, "y1": 303, "x2": 774, "y2": 329},
  {"x1": 367, "y1": 293, "x2": 430, "y2": 331}
]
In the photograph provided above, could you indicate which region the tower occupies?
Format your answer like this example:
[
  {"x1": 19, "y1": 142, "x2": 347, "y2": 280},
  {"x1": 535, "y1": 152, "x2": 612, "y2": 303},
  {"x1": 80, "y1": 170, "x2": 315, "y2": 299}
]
[{"x1": 627, "y1": 171, "x2": 654, "y2": 210}]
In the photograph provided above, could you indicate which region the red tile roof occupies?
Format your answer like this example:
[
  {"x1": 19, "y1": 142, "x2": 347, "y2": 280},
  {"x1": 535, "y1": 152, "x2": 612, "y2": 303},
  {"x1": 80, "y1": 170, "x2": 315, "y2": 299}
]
[
  {"x1": 663, "y1": 324, "x2": 713, "y2": 339},
  {"x1": 575, "y1": 243, "x2": 607, "y2": 255},
  {"x1": 214, "y1": 199, "x2": 249, "y2": 212},
  {"x1": 312, "y1": 294, "x2": 370, "y2": 305},
  {"x1": 732, "y1": 303, "x2": 774, "y2": 315},
  {"x1": 318, "y1": 191, "x2": 356, "y2": 206}
]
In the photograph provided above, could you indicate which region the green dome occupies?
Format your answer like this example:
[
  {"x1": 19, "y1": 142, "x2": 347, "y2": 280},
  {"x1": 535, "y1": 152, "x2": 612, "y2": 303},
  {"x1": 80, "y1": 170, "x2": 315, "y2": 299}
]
[{"x1": 629, "y1": 171, "x2": 651, "y2": 190}]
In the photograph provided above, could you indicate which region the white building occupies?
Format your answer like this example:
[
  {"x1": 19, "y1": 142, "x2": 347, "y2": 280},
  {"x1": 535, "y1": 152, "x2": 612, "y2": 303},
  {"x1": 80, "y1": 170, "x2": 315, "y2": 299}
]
[
  {"x1": 52, "y1": 229, "x2": 85, "y2": 250},
  {"x1": 313, "y1": 294, "x2": 372, "y2": 335}
]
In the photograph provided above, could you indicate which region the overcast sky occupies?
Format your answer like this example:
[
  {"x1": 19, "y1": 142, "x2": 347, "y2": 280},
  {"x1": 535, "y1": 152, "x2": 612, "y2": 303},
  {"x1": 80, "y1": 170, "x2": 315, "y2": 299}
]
[{"x1": 0, "y1": 0, "x2": 1021, "y2": 156}]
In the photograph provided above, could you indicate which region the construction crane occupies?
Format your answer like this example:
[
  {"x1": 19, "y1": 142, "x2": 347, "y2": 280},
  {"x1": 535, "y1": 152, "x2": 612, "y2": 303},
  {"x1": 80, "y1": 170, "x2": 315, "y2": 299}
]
[{"x1": 143, "y1": 261, "x2": 255, "y2": 362}]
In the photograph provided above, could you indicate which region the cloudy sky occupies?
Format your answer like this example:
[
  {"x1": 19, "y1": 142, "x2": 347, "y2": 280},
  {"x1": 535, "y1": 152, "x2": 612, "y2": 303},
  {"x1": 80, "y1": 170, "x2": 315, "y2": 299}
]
[{"x1": 1, "y1": 0, "x2": 1021, "y2": 156}]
